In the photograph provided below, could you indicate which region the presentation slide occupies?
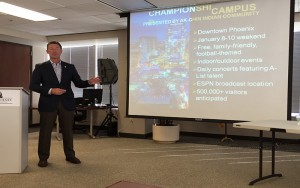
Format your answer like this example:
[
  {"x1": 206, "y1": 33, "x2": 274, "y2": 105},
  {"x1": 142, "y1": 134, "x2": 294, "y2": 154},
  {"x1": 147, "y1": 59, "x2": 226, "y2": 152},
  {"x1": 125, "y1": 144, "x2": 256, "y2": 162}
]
[{"x1": 127, "y1": 0, "x2": 293, "y2": 121}]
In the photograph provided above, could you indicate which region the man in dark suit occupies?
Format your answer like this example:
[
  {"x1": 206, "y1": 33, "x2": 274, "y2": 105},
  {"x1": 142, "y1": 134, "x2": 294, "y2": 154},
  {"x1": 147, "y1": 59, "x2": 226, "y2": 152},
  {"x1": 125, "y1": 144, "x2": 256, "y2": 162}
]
[{"x1": 30, "y1": 41, "x2": 100, "y2": 167}]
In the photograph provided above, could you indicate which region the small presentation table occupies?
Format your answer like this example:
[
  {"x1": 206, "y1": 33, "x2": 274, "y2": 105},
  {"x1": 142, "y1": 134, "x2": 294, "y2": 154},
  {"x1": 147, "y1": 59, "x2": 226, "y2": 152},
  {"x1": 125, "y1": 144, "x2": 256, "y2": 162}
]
[
  {"x1": 56, "y1": 105, "x2": 111, "y2": 139},
  {"x1": 233, "y1": 120, "x2": 300, "y2": 185}
]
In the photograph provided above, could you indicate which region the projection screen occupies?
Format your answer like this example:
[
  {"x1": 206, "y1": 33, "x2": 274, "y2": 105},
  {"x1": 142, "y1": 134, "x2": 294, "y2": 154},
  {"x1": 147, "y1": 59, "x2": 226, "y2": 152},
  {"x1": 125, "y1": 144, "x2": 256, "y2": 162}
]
[{"x1": 127, "y1": 0, "x2": 294, "y2": 122}]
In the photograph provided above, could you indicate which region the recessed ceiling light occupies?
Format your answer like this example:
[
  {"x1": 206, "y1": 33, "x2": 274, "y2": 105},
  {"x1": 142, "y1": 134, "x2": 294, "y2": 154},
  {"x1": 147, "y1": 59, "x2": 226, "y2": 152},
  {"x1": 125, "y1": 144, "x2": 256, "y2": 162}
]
[{"x1": 0, "y1": 2, "x2": 57, "y2": 21}]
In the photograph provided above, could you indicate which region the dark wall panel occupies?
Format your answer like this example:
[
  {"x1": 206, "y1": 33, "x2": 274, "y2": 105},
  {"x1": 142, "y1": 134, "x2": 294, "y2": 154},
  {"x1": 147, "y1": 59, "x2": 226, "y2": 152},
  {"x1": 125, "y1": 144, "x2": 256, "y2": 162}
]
[{"x1": 0, "y1": 41, "x2": 31, "y2": 91}]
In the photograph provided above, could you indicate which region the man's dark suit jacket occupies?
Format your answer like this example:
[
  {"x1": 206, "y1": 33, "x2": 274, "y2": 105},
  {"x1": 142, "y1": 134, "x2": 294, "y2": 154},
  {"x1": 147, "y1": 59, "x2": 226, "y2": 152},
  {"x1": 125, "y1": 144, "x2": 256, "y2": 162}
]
[{"x1": 30, "y1": 60, "x2": 91, "y2": 112}]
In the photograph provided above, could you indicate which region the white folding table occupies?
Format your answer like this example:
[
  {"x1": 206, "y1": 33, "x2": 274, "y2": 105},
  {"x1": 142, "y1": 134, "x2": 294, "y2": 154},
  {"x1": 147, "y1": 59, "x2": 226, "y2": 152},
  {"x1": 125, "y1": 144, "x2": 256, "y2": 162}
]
[{"x1": 233, "y1": 120, "x2": 300, "y2": 185}]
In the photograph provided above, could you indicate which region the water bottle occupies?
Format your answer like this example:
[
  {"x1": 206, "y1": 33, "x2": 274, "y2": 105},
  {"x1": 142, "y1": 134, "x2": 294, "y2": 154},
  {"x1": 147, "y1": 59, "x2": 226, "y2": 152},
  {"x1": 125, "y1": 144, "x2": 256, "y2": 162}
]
[{"x1": 94, "y1": 98, "x2": 98, "y2": 105}]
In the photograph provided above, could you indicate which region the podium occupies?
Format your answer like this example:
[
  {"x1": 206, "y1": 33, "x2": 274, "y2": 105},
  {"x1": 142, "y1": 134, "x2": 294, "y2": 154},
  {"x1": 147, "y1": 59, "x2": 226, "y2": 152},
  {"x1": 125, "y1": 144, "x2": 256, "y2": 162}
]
[{"x1": 0, "y1": 87, "x2": 29, "y2": 174}]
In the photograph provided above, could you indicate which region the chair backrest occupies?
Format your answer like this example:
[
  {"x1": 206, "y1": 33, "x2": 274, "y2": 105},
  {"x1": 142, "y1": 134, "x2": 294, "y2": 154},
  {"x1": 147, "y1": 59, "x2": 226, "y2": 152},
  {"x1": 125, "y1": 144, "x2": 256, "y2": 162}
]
[
  {"x1": 75, "y1": 97, "x2": 84, "y2": 106},
  {"x1": 74, "y1": 97, "x2": 87, "y2": 122}
]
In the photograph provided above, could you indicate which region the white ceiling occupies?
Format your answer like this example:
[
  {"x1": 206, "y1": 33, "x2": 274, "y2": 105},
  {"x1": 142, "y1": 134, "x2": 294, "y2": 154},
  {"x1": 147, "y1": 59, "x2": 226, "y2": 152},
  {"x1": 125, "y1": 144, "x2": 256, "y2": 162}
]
[{"x1": 0, "y1": 0, "x2": 228, "y2": 36}]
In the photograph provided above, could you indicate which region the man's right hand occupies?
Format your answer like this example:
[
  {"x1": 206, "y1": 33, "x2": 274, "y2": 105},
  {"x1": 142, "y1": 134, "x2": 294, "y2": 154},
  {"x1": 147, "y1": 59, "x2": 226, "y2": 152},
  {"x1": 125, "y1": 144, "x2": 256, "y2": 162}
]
[{"x1": 51, "y1": 88, "x2": 66, "y2": 95}]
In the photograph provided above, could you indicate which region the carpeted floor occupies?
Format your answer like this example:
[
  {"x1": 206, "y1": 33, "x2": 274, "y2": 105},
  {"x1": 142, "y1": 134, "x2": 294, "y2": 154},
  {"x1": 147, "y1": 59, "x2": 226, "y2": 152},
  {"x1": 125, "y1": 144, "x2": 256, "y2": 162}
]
[
  {"x1": 106, "y1": 180, "x2": 161, "y2": 188},
  {"x1": 1, "y1": 129, "x2": 300, "y2": 188}
]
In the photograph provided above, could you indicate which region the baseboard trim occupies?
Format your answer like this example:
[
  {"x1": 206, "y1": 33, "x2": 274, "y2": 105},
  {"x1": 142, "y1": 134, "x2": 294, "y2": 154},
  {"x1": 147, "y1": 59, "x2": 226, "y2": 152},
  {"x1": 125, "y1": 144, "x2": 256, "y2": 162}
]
[
  {"x1": 30, "y1": 123, "x2": 40, "y2": 127},
  {"x1": 28, "y1": 126, "x2": 300, "y2": 144},
  {"x1": 118, "y1": 132, "x2": 152, "y2": 139},
  {"x1": 180, "y1": 131, "x2": 300, "y2": 144},
  {"x1": 116, "y1": 131, "x2": 300, "y2": 144}
]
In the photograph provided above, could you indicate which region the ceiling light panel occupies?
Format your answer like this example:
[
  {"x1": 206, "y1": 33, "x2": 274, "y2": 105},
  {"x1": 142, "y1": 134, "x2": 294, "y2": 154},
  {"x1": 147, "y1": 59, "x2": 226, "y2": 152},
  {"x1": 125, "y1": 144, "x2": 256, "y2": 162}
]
[
  {"x1": 0, "y1": 2, "x2": 57, "y2": 21},
  {"x1": 3, "y1": 0, "x2": 60, "y2": 10},
  {"x1": 42, "y1": 7, "x2": 85, "y2": 20}
]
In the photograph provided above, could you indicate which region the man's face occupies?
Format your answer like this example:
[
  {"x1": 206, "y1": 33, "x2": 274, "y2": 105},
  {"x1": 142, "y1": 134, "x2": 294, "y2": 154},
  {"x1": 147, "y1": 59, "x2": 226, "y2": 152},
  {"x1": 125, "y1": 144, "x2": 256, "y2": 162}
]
[{"x1": 47, "y1": 44, "x2": 62, "y2": 59}]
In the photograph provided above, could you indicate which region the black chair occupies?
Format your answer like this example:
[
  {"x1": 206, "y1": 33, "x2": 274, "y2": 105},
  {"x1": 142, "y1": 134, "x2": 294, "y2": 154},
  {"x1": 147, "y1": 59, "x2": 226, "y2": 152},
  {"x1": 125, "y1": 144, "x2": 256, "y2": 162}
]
[{"x1": 73, "y1": 97, "x2": 87, "y2": 132}]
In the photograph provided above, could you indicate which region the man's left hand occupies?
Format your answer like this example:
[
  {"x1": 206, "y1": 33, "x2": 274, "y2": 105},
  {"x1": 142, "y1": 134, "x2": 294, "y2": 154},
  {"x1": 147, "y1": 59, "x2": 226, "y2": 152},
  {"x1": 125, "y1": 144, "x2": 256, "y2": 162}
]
[{"x1": 88, "y1": 77, "x2": 101, "y2": 85}]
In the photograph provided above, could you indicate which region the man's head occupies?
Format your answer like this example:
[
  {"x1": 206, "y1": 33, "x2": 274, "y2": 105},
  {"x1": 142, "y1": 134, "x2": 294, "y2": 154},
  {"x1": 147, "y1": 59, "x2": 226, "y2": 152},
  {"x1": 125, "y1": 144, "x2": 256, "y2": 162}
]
[
  {"x1": 46, "y1": 41, "x2": 62, "y2": 62},
  {"x1": 47, "y1": 41, "x2": 62, "y2": 50}
]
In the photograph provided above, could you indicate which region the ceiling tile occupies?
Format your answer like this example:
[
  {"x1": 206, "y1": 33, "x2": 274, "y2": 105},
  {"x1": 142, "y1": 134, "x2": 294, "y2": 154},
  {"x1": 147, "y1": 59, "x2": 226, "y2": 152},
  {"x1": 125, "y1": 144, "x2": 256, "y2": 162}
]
[
  {"x1": 146, "y1": 0, "x2": 198, "y2": 8},
  {"x1": 43, "y1": 0, "x2": 96, "y2": 7},
  {"x1": 98, "y1": 0, "x2": 156, "y2": 11},
  {"x1": 68, "y1": 2, "x2": 120, "y2": 16}
]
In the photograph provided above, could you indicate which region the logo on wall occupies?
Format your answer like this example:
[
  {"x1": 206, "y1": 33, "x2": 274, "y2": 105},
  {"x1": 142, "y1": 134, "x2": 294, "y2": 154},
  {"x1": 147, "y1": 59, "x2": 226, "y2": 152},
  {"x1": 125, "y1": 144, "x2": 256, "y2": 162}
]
[{"x1": 0, "y1": 91, "x2": 13, "y2": 104}]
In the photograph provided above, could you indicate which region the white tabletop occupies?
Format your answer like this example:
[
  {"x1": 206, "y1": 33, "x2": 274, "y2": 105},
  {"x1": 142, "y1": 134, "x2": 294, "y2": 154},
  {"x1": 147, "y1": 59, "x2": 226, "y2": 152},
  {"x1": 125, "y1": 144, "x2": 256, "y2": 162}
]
[{"x1": 233, "y1": 120, "x2": 300, "y2": 134}]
